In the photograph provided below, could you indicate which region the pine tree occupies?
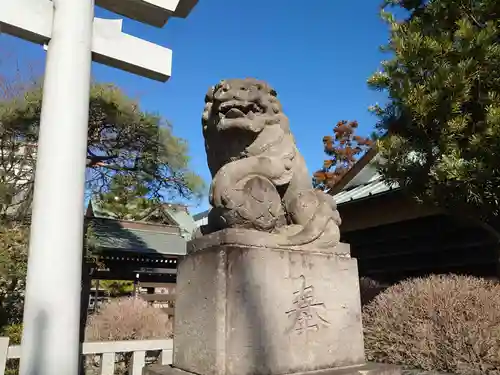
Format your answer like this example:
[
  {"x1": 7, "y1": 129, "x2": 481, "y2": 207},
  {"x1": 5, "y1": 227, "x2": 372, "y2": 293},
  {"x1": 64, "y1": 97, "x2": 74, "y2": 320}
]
[
  {"x1": 313, "y1": 120, "x2": 373, "y2": 193},
  {"x1": 368, "y1": 0, "x2": 500, "y2": 223},
  {"x1": 97, "y1": 175, "x2": 162, "y2": 221},
  {"x1": 0, "y1": 82, "x2": 205, "y2": 219}
]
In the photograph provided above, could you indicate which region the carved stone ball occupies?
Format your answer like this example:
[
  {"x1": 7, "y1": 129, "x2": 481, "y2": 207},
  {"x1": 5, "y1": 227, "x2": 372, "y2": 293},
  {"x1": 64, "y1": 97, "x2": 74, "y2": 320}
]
[{"x1": 219, "y1": 175, "x2": 285, "y2": 232}]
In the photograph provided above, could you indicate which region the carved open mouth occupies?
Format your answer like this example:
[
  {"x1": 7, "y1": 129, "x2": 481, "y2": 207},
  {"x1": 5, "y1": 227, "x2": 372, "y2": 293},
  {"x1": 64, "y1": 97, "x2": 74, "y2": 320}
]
[{"x1": 218, "y1": 100, "x2": 264, "y2": 119}]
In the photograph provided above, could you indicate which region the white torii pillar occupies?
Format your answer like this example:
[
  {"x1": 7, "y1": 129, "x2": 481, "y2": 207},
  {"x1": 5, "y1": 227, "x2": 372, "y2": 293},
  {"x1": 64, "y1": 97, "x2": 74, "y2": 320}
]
[{"x1": 0, "y1": 1, "x2": 198, "y2": 375}]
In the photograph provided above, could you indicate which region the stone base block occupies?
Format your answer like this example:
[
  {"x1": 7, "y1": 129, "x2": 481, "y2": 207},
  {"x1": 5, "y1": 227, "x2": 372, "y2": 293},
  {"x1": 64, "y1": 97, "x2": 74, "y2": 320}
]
[
  {"x1": 173, "y1": 229, "x2": 365, "y2": 375},
  {"x1": 144, "y1": 363, "x2": 402, "y2": 375}
]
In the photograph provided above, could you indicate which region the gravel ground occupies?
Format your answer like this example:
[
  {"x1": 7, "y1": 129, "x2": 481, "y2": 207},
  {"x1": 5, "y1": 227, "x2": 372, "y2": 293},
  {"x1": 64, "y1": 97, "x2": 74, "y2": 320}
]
[{"x1": 401, "y1": 369, "x2": 456, "y2": 375}]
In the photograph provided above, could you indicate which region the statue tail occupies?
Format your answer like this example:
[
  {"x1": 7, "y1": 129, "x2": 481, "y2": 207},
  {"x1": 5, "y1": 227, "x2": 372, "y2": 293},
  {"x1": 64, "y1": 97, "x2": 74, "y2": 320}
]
[{"x1": 278, "y1": 200, "x2": 335, "y2": 247}]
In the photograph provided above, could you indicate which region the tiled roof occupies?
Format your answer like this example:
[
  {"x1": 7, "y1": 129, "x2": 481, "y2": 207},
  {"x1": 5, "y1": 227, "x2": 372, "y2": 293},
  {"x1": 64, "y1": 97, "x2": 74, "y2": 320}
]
[
  {"x1": 164, "y1": 205, "x2": 197, "y2": 240},
  {"x1": 333, "y1": 175, "x2": 398, "y2": 205},
  {"x1": 88, "y1": 199, "x2": 197, "y2": 240},
  {"x1": 193, "y1": 209, "x2": 210, "y2": 221},
  {"x1": 88, "y1": 217, "x2": 187, "y2": 256},
  {"x1": 332, "y1": 152, "x2": 399, "y2": 205}
]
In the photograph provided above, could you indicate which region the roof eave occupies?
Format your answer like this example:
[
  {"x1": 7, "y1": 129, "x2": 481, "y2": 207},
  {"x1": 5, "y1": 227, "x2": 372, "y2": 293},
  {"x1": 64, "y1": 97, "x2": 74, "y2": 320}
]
[{"x1": 328, "y1": 146, "x2": 379, "y2": 196}]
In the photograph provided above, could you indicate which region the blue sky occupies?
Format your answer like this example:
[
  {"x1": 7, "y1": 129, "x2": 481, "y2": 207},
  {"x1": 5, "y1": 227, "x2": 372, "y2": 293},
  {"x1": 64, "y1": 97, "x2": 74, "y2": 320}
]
[{"x1": 0, "y1": 0, "x2": 390, "y2": 214}]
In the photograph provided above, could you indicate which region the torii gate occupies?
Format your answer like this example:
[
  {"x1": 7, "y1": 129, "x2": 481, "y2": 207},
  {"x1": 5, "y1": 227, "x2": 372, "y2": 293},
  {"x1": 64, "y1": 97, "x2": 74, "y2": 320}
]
[{"x1": 0, "y1": 1, "x2": 198, "y2": 375}]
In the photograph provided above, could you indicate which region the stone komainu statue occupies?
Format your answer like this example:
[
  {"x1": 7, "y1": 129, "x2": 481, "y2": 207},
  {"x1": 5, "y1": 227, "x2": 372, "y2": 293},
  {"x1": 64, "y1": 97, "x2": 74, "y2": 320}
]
[{"x1": 199, "y1": 78, "x2": 342, "y2": 249}]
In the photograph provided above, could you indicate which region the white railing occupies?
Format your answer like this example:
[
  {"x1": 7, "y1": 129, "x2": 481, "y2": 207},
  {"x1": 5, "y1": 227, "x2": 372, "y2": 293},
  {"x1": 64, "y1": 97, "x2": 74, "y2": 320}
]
[{"x1": 0, "y1": 337, "x2": 173, "y2": 375}]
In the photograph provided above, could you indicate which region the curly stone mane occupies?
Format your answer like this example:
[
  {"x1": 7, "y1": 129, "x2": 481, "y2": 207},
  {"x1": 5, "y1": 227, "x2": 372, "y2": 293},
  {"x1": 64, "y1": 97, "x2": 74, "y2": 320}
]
[{"x1": 200, "y1": 78, "x2": 341, "y2": 249}]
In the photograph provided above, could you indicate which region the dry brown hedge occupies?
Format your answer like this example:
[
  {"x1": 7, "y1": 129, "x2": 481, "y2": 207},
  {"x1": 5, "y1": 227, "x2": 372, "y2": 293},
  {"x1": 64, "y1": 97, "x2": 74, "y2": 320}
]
[
  {"x1": 85, "y1": 297, "x2": 172, "y2": 375},
  {"x1": 363, "y1": 274, "x2": 500, "y2": 375},
  {"x1": 86, "y1": 297, "x2": 172, "y2": 341}
]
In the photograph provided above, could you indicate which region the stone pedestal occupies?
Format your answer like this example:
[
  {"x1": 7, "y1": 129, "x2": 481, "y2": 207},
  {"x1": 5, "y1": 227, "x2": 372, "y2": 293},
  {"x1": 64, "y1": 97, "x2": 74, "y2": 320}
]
[
  {"x1": 144, "y1": 229, "x2": 400, "y2": 375},
  {"x1": 144, "y1": 363, "x2": 401, "y2": 375}
]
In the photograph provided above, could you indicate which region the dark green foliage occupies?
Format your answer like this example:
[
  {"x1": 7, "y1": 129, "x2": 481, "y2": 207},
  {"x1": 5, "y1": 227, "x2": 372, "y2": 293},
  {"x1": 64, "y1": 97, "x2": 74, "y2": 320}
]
[
  {"x1": 0, "y1": 221, "x2": 28, "y2": 328},
  {"x1": 99, "y1": 280, "x2": 134, "y2": 297},
  {"x1": 369, "y1": 0, "x2": 500, "y2": 221},
  {"x1": 2, "y1": 323, "x2": 22, "y2": 344},
  {"x1": 95, "y1": 175, "x2": 162, "y2": 221},
  {"x1": 1, "y1": 324, "x2": 22, "y2": 375}
]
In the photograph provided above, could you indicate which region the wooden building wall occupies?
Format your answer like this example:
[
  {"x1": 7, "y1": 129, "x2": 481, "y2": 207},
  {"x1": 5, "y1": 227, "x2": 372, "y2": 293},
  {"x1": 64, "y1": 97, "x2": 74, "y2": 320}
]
[{"x1": 338, "y1": 191, "x2": 499, "y2": 283}]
